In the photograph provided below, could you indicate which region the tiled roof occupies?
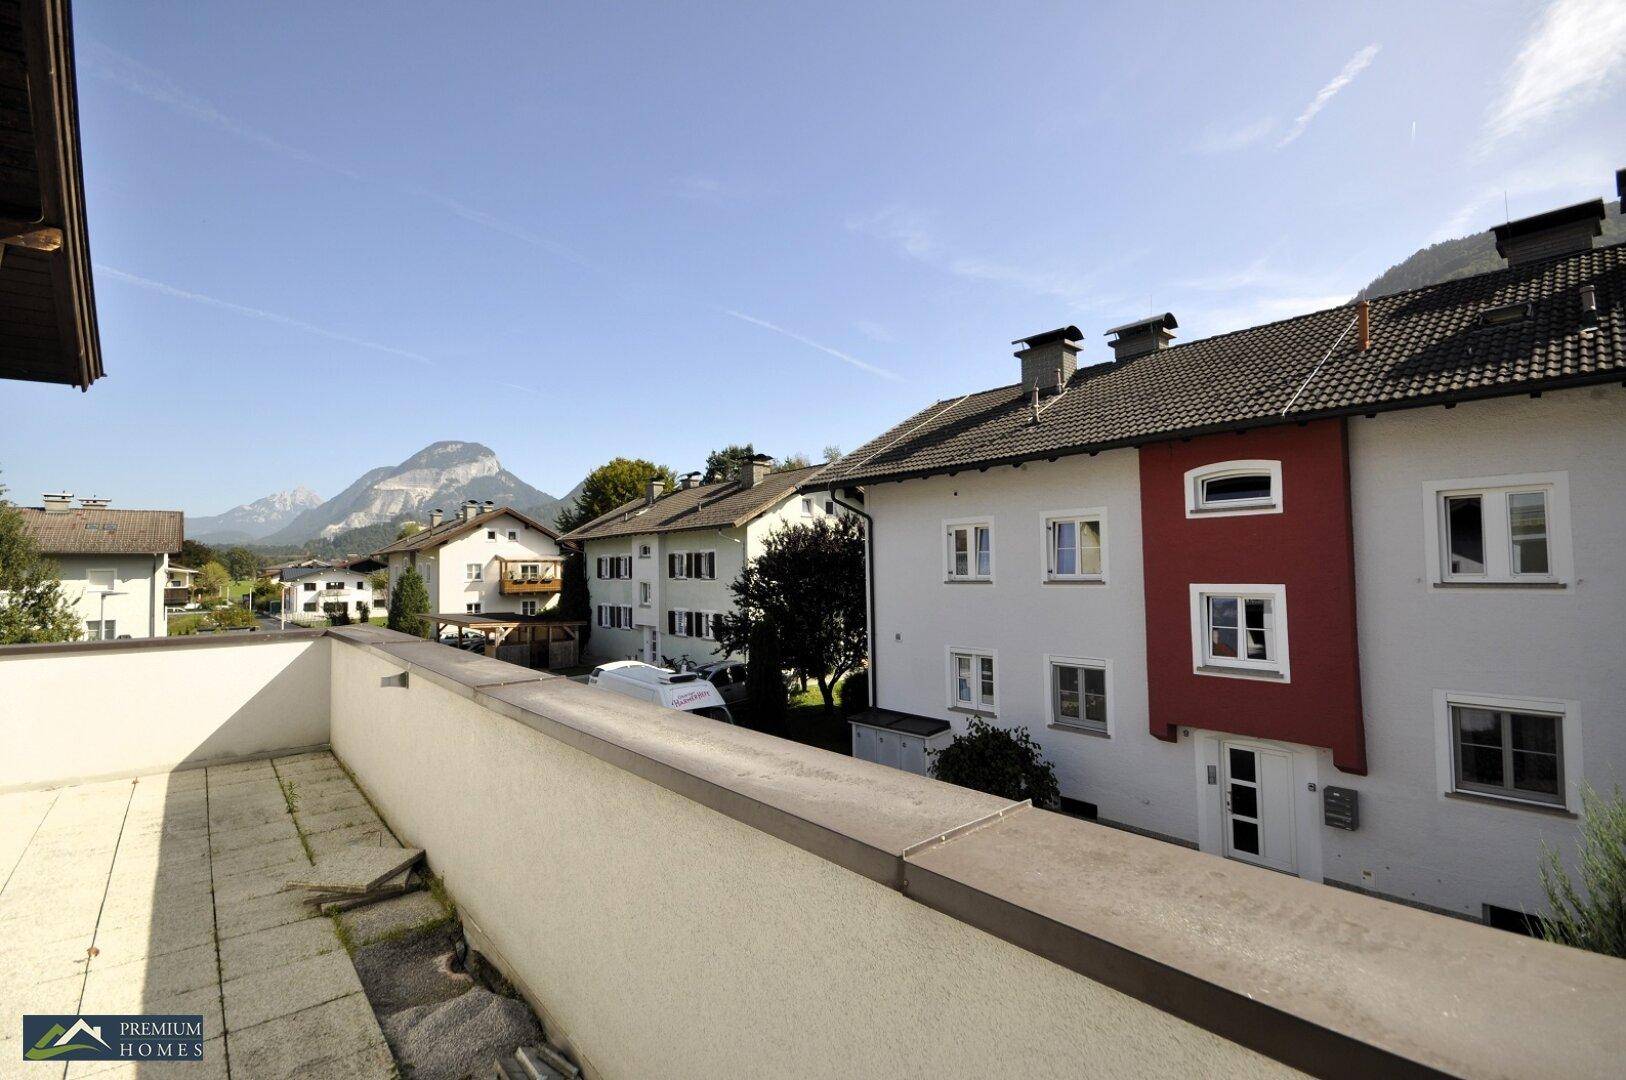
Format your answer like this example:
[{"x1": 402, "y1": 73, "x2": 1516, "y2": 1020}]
[
  {"x1": 820, "y1": 242, "x2": 1626, "y2": 487},
  {"x1": 370, "y1": 506, "x2": 558, "y2": 557},
  {"x1": 17, "y1": 507, "x2": 183, "y2": 555},
  {"x1": 558, "y1": 464, "x2": 826, "y2": 543}
]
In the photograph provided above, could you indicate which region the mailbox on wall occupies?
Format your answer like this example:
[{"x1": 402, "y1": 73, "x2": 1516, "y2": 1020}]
[{"x1": 1323, "y1": 786, "x2": 1359, "y2": 831}]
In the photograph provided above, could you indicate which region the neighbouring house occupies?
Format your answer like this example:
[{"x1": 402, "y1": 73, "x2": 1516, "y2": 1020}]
[
  {"x1": 559, "y1": 456, "x2": 832, "y2": 668},
  {"x1": 16, "y1": 493, "x2": 182, "y2": 639},
  {"x1": 163, "y1": 564, "x2": 199, "y2": 610},
  {"x1": 278, "y1": 565, "x2": 381, "y2": 624},
  {"x1": 816, "y1": 190, "x2": 1626, "y2": 923},
  {"x1": 371, "y1": 500, "x2": 565, "y2": 620}
]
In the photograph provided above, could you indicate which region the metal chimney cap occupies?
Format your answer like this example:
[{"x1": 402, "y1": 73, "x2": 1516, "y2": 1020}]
[
  {"x1": 1012, "y1": 326, "x2": 1083, "y2": 347},
  {"x1": 1104, "y1": 312, "x2": 1178, "y2": 338}
]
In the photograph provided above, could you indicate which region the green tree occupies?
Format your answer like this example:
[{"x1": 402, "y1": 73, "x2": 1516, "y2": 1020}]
[
  {"x1": 388, "y1": 566, "x2": 431, "y2": 638},
  {"x1": 222, "y1": 546, "x2": 260, "y2": 581},
  {"x1": 367, "y1": 569, "x2": 389, "y2": 598},
  {"x1": 396, "y1": 520, "x2": 423, "y2": 540},
  {"x1": 556, "y1": 551, "x2": 591, "y2": 648},
  {"x1": 557, "y1": 458, "x2": 675, "y2": 533},
  {"x1": 743, "y1": 621, "x2": 787, "y2": 730},
  {"x1": 1540, "y1": 785, "x2": 1626, "y2": 958},
  {"x1": 0, "y1": 483, "x2": 82, "y2": 643},
  {"x1": 702, "y1": 444, "x2": 754, "y2": 484},
  {"x1": 179, "y1": 538, "x2": 216, "y2": 571},
  {"x1": 929, "y1": 719, "x2": 1060, "y2": 807},
  {"x1": 772, "y1": 452, "x2": 811, "y2": 472},
  {"x1": 199, "y1": 561, "x2": 231, "y2": 601},
  {"x1": 251, "y1": 576, "x2": 281, "y2": 609},
  {"x1": 714, "y1": 515, "x2": 865, "y2": 713}
]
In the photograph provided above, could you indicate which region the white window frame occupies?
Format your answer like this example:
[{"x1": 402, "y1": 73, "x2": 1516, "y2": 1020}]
[
  {"x1": 1184, "y1": 459, "x2": 1283, "y2": 518},
  {"x1": 638, "y1": 581, "x2": 651, "y2": 606},
  {"x1": 507, "y1": 530, "x2": 519, "y2": 541},
  {"x1": 1432, "y1": 690, "x2": 1580, "y2": 812},
  {"x1": 486, "y1": 530, "x2": 497, "y2": 541},
  {"x1": 465, "y1": 562, "x2": 483, "y2": 582},
  {"x1": 465, "y1": 601, "x2": 482, "y2": 614},
  {"x1": 620, "y1": 604, "x2": 632, "y2": 628},
  {"x1": 1039, "y1": 507, "x2": 1107, "y2": 583},
  {"x1": 946, "y1": 647, "x2": 998, "y2": 714},
  {"x1": 1044, "y1": 654, "x2": 1112, "y2": 736},
  {"x1": 944, "y1": 518, "x2": 994, "y2": 583},
  {"x1": 1189, "y1": 584, "x2": 1290, "y2": 681},
  {"x1": 1422, "y1": 471, "x2": 1571, "y2": 588},
  {"x1": 521, "y1": 599, "x2": 538, "y2": 616},
  {"x1": 639, "y1": 543, "x2": 652, "y2": 558}
]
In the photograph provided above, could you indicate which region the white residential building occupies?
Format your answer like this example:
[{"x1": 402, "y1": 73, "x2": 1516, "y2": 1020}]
[
  {"x1": 560, "y1": 457, "x2": 831, "y2": 668},
  {"x1": 279, "y1": 565, "x2": 382, "y2": 624},
  {"x1": 372, "y1": 501, "x2": 564, "y2": 619},
  {"x1": 818, "y1": 196, "x2": 1626, "y2": 923},
  {"x1": 17, "y1": 493, "x2": 181, "y2": 639}
]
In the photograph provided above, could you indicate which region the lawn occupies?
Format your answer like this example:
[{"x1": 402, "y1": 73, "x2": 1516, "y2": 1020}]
[{"x1": 735, "y1": 684, "x2": 852, "y2": 756}]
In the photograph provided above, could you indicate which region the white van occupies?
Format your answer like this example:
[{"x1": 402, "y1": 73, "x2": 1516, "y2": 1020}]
[{"x1": 587, "y1": 660, "x2": 736, "y2": 724}]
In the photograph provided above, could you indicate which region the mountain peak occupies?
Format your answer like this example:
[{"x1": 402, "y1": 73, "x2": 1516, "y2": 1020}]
[{"x1": 399, "y1": 441, "x2": 497, "y2": 469}]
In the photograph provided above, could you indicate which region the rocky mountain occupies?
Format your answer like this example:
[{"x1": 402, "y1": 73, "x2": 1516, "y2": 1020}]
[
  {"x1": 259, "y1": 441, "x2": 567, "y2": 545},
  {"x1": 188, "y1": 486, "x2": 324, "y2": 543},
  {"x1": 1362, "y1": 199, "x2": 1623, "y2": 299}
]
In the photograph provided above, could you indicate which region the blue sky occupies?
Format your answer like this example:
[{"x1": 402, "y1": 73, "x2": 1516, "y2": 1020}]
[{"x1": 4, "y1": 1, "x2": 1625, "y2": 515}]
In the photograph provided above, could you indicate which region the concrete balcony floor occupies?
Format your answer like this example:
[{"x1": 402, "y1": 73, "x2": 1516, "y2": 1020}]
[{"x1": 0, "y1": 752, "x2": 397, "y2": 1078}]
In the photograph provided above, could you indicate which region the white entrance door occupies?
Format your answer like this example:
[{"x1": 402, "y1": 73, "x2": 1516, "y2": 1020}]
[
  {"x1": 1220, "y1": 741, "x2": 1296, "y2": 874},
  {"x1": 642, "y1": 628, "x2": 659, "y2": 664}
]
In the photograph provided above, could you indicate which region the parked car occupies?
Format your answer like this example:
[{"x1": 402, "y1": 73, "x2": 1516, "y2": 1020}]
[
  {"x1": 439, "y1": 631, "x2": 483, "y2": 651},
  {"x1": 694, "y1": 660, "x2": 748, "y2": 706},
  {"x1": 587, "y1": 660, "x2": 735, "y2": 724}
]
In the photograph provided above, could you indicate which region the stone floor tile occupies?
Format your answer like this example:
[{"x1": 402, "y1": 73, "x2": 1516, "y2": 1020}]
[
  {"x1": 211, "y1": 837, "x2": 307, "y2": 881},
  {"x1": 212, "y1": 858, "x2": 309, "y2": 907},
  {"x1": 222, "y1": 948, "x2": 363, "y2": 1032},
  {"x1": 64, "y1": 1037, "x2": 226, "y2": 1079},
  {"x1": 0, "y1": 971, "x2": 87, "y2": 1034},
  {"x1": 208, "y1": 816, "x2": 300, "y2": 854},
  {"x1": 90, "y1": 910, "x2": 215, "y2": 966},
  {"x1": 215, "y1": 889, "x2": 318, "y2": 941},
  {"x1": 306, "y1": 823, "x2": 396, "y2": 858},
  {"x1": 226, "y1": 992, "x2": 387, "y2": 1079},
  {"x1": 298, "y1": 1040, "x2": 398, "y2": 1080},
  {"x1": 79, "y1": 968, "x2": 223, "y2": 1040},
  {"x1": 294, "y1": 802, "x2": 384, "y2": 836},
  {"x1": 83, "y1": 942, "x2": 218, "y2": 1000},
  {"x1": 217, "y1": 917, "x2": 343, "y2": 982}
]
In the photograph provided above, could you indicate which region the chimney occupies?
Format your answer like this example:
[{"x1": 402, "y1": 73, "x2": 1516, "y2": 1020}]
[
  {"x1": 678, "y1": 471, "x2": 702, "y2": 490},
  {"x1": 644, "y1": 478, "x2": 663, "y2": 506},
  {"x1": 737, "y1": 453, "x2": 774, "y2": 489},
  {"x1": 41, "y1": 492, "x2": 72, "y2": 514},
  {"x1": 78, "y1": 496, "x2": 110, "y2": 509},
  {"x1": 1104, "y1": 313, "x2": 1178, "y2": 362},
  {"x1": 1357, "y1": 300, "x2": 1370, "y2": 351},
  {"x1": 482, "y1": 500, "x2": 494, "y2": 513},
  {"x1": 461, "y1": 500, "x2": 480, "y2": 522},
  {"x1": 1491, "y1": 199, "x2": 1605, "y2": 267},
  {"x1": 429, "y1": 508, "x2": 443, "y2": 527},
  {"x1": 1012, "y1": 326, "x2": 1081, "y2": 396}
]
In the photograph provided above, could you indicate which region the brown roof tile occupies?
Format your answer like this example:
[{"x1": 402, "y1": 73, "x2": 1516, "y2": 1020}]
[
  {"x1": 18, "y1": 507, "x2": 182, "y2": 555},
  {"x1": 559, "y1": 465, "x2": 826, "y2": 543},
  {"x1": 370, "y1": 506, "x2": 559, "y2": 557},
  {"x1": 820, "y1": 242, "x2": 1626, "y2": 487}
]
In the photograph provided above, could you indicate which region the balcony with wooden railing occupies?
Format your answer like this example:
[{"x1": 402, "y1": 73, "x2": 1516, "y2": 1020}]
[{"x1": 497, "y1": 557, "x2": 564, "y2": 595}]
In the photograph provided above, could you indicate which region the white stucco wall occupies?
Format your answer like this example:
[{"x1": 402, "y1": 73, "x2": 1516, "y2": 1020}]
[
  {"x1": 1340, "y1": 386, "x2": 1626, "y2": 916},
  {"x1": 0, "y1": 637, "x2": 331, "y2": 791},
  {"x1": 327, "y1": 639, "x2": 1294, "y2": 1080},
  {"x1": 285, "y1": 568, "x2": 377, "y2": 623},
  {"x1": 55, "y1": 553, "x2": 167, "y2": 638},
  {"x1": 435, "y1": 514, "x2": 562, "y2": 615},
  {"x1": 865, "y1": 451, "x2": 1196, "y2": 843}
]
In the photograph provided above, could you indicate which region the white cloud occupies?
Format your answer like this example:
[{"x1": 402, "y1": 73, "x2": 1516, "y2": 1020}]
[
  {"x1": 1429, "y1": 146, "x2": 1617, "y2": 241},
  {"x1": 1194, "y1": 116, "x2": 1277, "y2": 154},
  {"x1": 848, "y1": 206, "x2": 1112, "y2": 308},
  {"x1": 96, "y1": 265, "x2": 439, "y2": 367},
  {"x1": 1278, "y1": 44, "x2": 1381, "y2": 147},
  {"x1": 722, "y1": 310, "x2": 902, "y2": 382},
  {"x1": 1482, "y1": 0, "x2": 1626, "y2": 150}
]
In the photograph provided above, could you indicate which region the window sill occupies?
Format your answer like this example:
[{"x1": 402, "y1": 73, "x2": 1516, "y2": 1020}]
[
  {"x1": 1443, "y1": 790, "x2": 1574, "y2": 818},
  {"x1": 1194, "y1": 664, "x2": 1286, "y2": 682},
  {"x1": 948, "y1": 706, "x2": 996, "y2": 718},
  {"x1": 1188, "y1": 503, "x2": 1278, "y2": 515},
  {"x1": 1433, "y1": 580, "x2": 1567, "y2": 590},
  {"x1": 1048, "y1": 722, "x2": 1110, "y2": 739},
  {"x1": 1042, "y1": 577, "x2": 1106, "y2": 586},
  {"x1": 943, "y1": 578, "x2": 994, "y2": 585}
]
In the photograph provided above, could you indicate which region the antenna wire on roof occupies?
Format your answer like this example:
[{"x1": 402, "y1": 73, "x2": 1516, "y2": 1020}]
[{"x1": 1280, "y1": 312, "x2": 1359, "y2": 418}]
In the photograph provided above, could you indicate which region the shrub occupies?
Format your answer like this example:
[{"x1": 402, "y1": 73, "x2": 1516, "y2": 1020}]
[
  {"x1": 168, "y1": 614, "x2": 206, "y2": 636},
  {"x1": 356, "y1": 602, "x2": 370, "y2": 623},
  {"x1": 209, "y1": 605, "x2": 256, "y2": 630},
  {"x1": 929, "y1": 719, "x2": 1060, "y2": 807},
  {"x1": 325, "y1": 604, "x2": 353, "y2": 627},
  {"x1": 1540, "y1": 784, "x2": 1626, "y2": 958},
  {"x1": 388, "y1": 567, "x2": 431, "y2": 638},
  {"x1": 838, "y1": 669, "x2": 870, "y2": 716},
  {"x1": 744, "y1": 621, "x2": 787, "y2": 730}
]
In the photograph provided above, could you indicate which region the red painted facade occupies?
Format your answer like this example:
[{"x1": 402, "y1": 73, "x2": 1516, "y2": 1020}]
[{"x1": 1138, "y1": 419, "x2": 1367, "y2": 773}]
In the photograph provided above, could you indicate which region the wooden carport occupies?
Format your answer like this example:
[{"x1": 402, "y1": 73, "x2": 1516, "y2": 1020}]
[{"x1": 429, "y1": 612, "x2": 586, "y2": 670}]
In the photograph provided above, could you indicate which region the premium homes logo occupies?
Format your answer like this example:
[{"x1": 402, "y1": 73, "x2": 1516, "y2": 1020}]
[{"x1": 22, "y1": 1014, "x2": 204, "y2": 1062}]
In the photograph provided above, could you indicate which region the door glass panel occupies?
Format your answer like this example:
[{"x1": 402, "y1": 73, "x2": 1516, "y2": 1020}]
[
  {"x1": 1445, "y1": 495, "x2": 1485, "y2": 575},
  {"x1": 1229, "y1": 783, "x2": 1258, "y2": 819},
  {"x1": 1227, "y1": 746, "x2": 1255, "y2": 783},
  {"x1": 1230, "y1": 819, "x2": 1260, "y2": 855}
]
